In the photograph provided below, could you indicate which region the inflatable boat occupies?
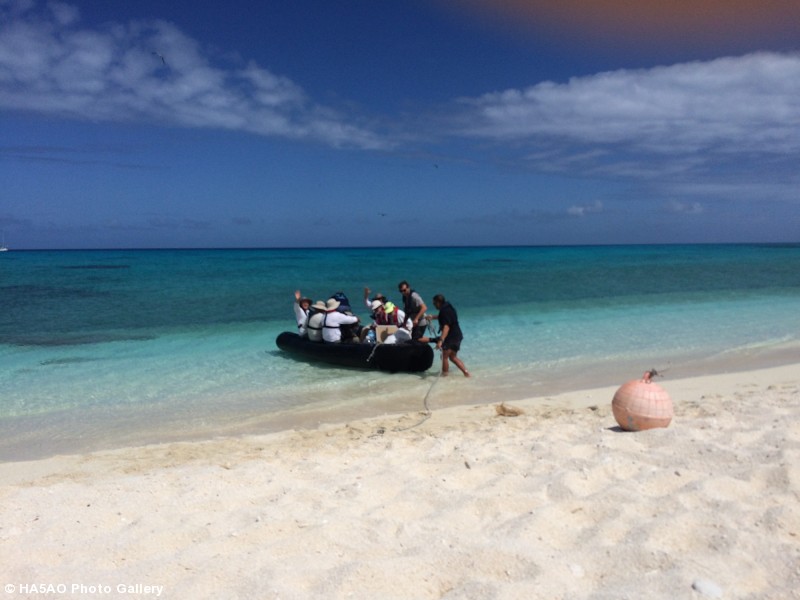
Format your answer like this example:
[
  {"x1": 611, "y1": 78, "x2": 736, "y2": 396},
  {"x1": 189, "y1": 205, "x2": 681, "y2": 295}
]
[{"x1": 275, "y1": 332, "x2": 434, "y2": 373}]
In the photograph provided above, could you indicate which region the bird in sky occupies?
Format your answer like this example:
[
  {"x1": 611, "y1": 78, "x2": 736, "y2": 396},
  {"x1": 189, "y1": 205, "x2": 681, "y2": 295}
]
[{"x1": 152, "y1": 51, "x2": 166, "y2": 66}]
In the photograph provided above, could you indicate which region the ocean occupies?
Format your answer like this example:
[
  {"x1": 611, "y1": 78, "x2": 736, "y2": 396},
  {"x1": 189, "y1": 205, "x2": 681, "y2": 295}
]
[{"x1": 1, "y1": 244, "x2": 799, "y2": 460}]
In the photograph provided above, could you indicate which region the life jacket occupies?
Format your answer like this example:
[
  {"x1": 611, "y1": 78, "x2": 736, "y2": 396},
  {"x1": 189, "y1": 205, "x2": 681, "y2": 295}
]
[
  {"x1": 322, "y1": 312, "x2": 344, "y2": 336},
  {"x1": 376, "y1": 304, "x2": 401, "y2": 326},
  {"x1": 401, "y1": 290, "x2": 417, "y2": 319},
  {"x1": 306, "y1": 311, "x2": 325, "y2": 342},
  {"x1": 401, "y1": 291, "x2": 427, "y2": 327},
  {"x1": 322, "y1": 311, "x2": 357, "y2": 342},
  {"x1": 297, "y1": 309, "x2": 309, "y2": 331}
]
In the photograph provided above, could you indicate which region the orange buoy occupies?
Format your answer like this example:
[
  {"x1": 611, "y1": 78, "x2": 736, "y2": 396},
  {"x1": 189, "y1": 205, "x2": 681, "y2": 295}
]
[{"x1": 612, "y1": 370, "x2": 673, "y2": 431}]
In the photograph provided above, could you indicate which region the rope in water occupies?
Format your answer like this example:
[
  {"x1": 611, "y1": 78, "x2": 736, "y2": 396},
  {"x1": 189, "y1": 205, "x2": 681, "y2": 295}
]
[{"x1": 365, "y1": 341, "x2": 379, "y2": 364}]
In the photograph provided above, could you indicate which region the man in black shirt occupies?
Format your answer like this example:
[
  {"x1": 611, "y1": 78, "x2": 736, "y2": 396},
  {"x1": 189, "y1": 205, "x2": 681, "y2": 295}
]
[{"x1": 430, "y1": 294, "x2": 470, "y2": 377}]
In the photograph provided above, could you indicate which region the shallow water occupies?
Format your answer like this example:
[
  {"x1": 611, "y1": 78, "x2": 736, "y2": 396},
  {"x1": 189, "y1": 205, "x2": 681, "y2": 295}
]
[{"x1": 1, "y1": 244, "x2": 799, "y2": 459}]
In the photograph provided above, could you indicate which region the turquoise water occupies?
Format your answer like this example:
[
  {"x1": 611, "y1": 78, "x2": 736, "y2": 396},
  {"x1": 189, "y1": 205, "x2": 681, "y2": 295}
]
[{"x1": 2, "y1": 244, "x2": 799, "y2": 459}]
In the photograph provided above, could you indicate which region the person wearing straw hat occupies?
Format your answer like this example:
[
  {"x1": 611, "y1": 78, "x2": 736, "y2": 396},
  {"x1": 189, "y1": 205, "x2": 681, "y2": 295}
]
[
  {"x1": 305, "y1": 299, "x2": 328, "y2": 342},
  {"x1": 322, "y1": 298, "x2": 361, "y2": 343}
]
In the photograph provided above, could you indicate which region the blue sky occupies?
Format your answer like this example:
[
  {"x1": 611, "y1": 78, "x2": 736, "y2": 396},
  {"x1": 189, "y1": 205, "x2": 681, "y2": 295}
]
[{"x1": 2, "y1": 0, "x2": 799, "y2": 249}]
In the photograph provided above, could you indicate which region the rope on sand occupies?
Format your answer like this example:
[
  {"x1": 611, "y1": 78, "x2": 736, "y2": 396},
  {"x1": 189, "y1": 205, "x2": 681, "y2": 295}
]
[
  {"x1": 392, "y1": 356, "x2": 441, "y2": 432},
  {"x1": 373, "y1": 321, "x2": 442, "y2": 434}
]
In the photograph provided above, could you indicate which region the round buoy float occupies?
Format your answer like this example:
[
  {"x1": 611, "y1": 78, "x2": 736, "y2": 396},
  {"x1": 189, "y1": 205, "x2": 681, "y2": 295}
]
[{"x1": 612, "y1": 370, "x2": 673, "y2": 431}]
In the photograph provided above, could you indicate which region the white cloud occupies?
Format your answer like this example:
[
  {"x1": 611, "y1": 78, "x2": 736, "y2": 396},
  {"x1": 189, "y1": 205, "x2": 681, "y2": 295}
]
[
  {"x1": 0, "y1": 0, "x2": 387, "y2": 149},
  {"x1": 667, "y1": 201, "x2": 704, "y2": 215},
  {"x1": 47, "y1": 1, "x2": 79, "y2": 26},
  {"x1": 456, "y1": 52, "x2": 800, "y2": 179},
  {"x1": 567, "y1": 201, "x2": 603, "y2": 217}
]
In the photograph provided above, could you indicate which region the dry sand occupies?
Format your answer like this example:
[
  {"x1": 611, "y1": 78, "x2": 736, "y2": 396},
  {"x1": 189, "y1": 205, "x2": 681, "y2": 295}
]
[{"x1": 1, "y1": 365, "x2": 798, "y2": 599}]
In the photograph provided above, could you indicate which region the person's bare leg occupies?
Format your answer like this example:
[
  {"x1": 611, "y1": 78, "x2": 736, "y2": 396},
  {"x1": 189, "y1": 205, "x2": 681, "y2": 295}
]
[
  {"x1": 440, "y1": 350, "x2": 450, "y2": 375},
  {"x1": 450, "y1": 351, "x2": 470, "y2": 377}
]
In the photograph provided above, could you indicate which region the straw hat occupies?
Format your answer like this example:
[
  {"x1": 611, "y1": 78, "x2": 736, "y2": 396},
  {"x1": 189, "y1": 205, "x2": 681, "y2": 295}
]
[
  {"x1": 325, "y1": 298, "x2": 341, "y2": 311},
  {"x1": 370, "y1": 300, "x2": 384, "y2": 311}
]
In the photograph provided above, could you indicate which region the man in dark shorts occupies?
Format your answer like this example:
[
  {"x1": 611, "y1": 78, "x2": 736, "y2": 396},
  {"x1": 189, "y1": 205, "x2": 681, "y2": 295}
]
[{"x1": 430, "y1": 294, "x2": 470, "y2": 377}]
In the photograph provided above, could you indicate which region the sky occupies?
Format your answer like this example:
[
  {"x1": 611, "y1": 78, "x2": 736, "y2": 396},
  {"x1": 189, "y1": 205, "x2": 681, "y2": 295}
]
[{"x1": 1, "y1": 0, "x2": 799, "y2": 249}]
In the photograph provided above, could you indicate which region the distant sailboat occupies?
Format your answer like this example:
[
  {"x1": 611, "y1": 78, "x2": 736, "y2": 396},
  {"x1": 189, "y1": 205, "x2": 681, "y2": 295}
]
[{"x1": 0, "y1": 230, "x2": 8, "y2": 252}]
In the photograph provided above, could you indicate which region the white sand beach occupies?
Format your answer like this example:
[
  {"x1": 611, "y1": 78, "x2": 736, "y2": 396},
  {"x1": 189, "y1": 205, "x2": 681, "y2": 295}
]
[{"x1": 1, "y1": 364, "x2": 798, "y2": 599}]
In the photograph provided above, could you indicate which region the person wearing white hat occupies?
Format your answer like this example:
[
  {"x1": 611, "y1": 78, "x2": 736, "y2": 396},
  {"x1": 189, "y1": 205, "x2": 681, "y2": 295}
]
[
  {"x1": 322, "y1": 298, "x2": 361, "y2": 343},
  {"x1": 305, "y1": 299, "x2": 328, "y2": 342},
  {"x1": 363, "y1": 286, "x2": 387, "y2": 317},
  {"x1": 359, "y1": 299, "x2": 411, "y2": 343},
  {"x1": 371, "y1": 300, "x2": 408, "y2": 329}
]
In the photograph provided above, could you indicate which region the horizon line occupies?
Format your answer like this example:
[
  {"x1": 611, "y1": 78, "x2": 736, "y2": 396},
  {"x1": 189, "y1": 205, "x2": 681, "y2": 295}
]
[{"x1": 2, "y1": 241, "x2": 798, "y2": 252}]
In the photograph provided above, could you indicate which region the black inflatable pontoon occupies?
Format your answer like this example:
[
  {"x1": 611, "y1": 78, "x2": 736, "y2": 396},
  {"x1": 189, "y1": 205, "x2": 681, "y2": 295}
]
[{"x1": 276, "y1": 332, "x2": 434, "y2": 373}]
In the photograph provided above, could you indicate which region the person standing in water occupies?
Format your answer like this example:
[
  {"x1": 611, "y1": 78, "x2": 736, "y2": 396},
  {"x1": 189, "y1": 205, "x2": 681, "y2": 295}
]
[{"x1": 429, "y1": 294, "x2": 470, "y2": 377}]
